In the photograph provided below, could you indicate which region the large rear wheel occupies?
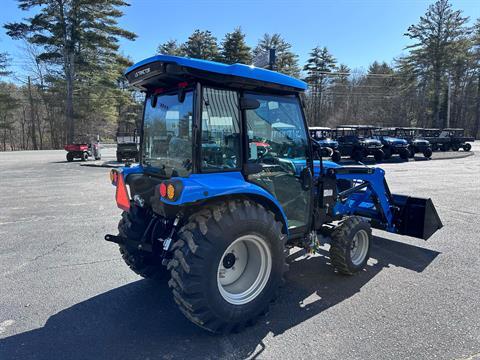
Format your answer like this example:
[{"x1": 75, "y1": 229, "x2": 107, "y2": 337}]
[
  {"x1": 168, "y1": 200, "x2": 287, "y2": 333},
  {"x1": 117, "y1": 207, "x2": 169, "y2": 280}
]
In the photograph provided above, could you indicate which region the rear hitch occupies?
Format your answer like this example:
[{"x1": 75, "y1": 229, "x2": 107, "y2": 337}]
[{"x1": 104, "y1": 234, "x2": 124, "y2": 244}]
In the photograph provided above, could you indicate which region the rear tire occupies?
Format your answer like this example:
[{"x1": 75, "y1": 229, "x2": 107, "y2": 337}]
[
  {"x1": 168, "y1": 200, "x2": 288, "y2": 333},
  {"x1": 451, "y1": 144, "x2": 459, "y2": 151},
  {"x1": 117, "y1": 208, "x2": 169, "y2": 280},
  {"x1": 329, "y1": 216, "x2": 372, "y2": 275},
  {"x1": 463, "y1": 143, "x2": 471, "y2": 152},
  {"x1": 331, "y1": 150, "x2": 341, "y2": 163},
  {"x1": 81, "y1": 152, "x2": 88, "y2": 161},
  {"x1": 66, "y1": 152, "x2": 74, "y2": 162}
]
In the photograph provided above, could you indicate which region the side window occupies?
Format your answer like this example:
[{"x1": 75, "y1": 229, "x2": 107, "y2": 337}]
[
  {"x1": 246, "y1": 94, "x2": 308, "y2": 167},
  {"x1": 201, "y1": 88, "x2": 241, "y2": 170}
]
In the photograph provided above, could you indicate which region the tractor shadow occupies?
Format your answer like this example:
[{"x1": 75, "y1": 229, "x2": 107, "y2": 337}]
[{"x1": 0, "y1": 236, "x2": 440, "y2": 360}]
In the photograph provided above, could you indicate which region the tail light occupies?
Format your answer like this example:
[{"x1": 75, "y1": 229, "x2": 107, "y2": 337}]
[
  {"x1": 115, "y1": 174, "x2": 130, "y2": 211},
  {"x1": 158, "y1": 180, "x2": 183, "y2": 202},
  {"x1": 110, "y1": 169, "x2": 118, "y2": 186}
]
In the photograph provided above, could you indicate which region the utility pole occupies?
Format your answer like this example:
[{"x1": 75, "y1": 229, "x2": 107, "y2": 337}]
[
  {"x1": 27, "y1": 76, "x2": 38, "y2": 150},
  {"x1": 446, "y1": 74, "x2": 451, "y2": 128}
]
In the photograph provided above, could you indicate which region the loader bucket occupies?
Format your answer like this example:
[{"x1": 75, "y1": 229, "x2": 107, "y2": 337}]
[{"x1": 391, "y1": 194, "x2": 443, "y2": 240}]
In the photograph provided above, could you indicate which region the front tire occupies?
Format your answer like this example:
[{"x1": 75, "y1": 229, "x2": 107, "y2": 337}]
[
  {"x1": 463, "y1": 143, "x2": 471, "y2": 152},
  {"x1": 66, "y1": 152, "x2": 74, "y2": 162},
  {"x1": 383, "y1": 147, "x2": 392, "y2": 159},
  {"x1": 374, "y1": 149, "x2": 384, "y2": 162},
  {"x1": 331, "y1": 150, "x2": 341, "y2": 163},
  {"x1": 329, "y1": 216, "x2": 372, "y2": 275},
  {"x1": 168, "y1": 200, "x2": 287, "y2": 333},
  {"x1": 399, "y1": 148, "x2": 410, "y2": 160},
  {"x1": 352, "y1": 149, "x2": 364, "y2": 162},
  {"x1": 423, "y1": 147, "x2": 433, "y2": 158}
]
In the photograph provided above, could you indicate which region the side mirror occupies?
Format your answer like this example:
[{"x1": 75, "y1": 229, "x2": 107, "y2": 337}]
[{"x1": 240, "y1": 98, "x2": 260, "y2": 110}]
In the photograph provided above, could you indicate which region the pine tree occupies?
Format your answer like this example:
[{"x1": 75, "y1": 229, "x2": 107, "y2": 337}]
[
  {"x1": 182, "y1": 30, "x2": 219, "y2": 60},
  {"x1": 253, "y1": 33, "x2": 300, "y2": 77},
  {"x1": 303, "y1": 46, "x2": 337, "y2": 125},
  {"x1": 157, "y1": 40, "x2": 185, "y2": 56},
  {"x1": 0, "y1": 53, "x2": 10, "y2": 77},
  {"x1": 4, "y1": 0, "x2": 137, "y2": 143},
  {"x1": 404, "y1": 0, "x2": 469, "y2": 128},
  {"x1": 220, "y1": 27, "x2": 252, "y2": 64}
]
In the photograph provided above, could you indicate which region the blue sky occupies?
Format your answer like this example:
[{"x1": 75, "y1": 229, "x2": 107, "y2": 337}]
[{"x1": 1, "y1": 0, "x2": 479, "y2": 79}]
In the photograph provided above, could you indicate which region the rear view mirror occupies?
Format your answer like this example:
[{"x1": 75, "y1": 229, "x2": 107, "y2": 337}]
[
  {"x1": 240, "y1": 98, "x2": 260, "y2": 110},
  {"x1": 178, "y1": 88, "x2": 186, "y2": 103},
  {"x1": 151, "y1": 95, "x2": 158, "y2": 108}
]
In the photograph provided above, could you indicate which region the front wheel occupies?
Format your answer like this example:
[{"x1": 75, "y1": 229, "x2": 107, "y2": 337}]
[
  {"x1": 351, "y1": 149, "x2": 364, "y2": 162},
  {"x1": 66, "y1": 152, "x2": 74, "y2": 162},
  {"x1": 374, "y1": 149, "x2": 384, "y2": 162},
  {"x1": 383, "y1": 147, "x2": 392, "y2": 160},
  {"x1": 331, "y1": 150, "x2": 341, "y2": 163},
  {"x1": 423, "y1": 147, "x2": 433, "y2": 158},
  {"x1": 168, "y1": 200, "x2": 287, "y2": 333},
  {"x1": 81, "y1": 152, "x2": 88, "y2": 161},
  {"x1": 329, "y1": 216, "x2": 372, "y2": 275},
  {"x1": 463, "y1": 143, "x2": 471, "y2": 152},
  {"x1": 399, "y1": 148, "x2": 410, "y2": 160}
]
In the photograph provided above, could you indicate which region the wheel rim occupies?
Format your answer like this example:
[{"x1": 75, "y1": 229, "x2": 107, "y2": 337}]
[
  {"x1": 350, "y1": 229, "x2": 369, "y2": 266},
  {"x1": 217, "y1": 234, "x2": 272, "y2": 305}
]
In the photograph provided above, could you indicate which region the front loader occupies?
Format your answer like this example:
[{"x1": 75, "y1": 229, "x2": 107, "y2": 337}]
[{"x1": 105, "y1": 55, "x2": 443, "y2": 333}]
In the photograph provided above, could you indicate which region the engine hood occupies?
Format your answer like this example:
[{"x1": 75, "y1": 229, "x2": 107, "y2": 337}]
[{"x1": 382, "y1": 137, "x2": 408, "y2": 146}]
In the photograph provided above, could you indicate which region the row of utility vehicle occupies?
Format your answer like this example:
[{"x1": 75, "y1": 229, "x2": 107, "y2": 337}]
[{"x1": 309, "y1": 125, "x2": 474, "y2": 163}]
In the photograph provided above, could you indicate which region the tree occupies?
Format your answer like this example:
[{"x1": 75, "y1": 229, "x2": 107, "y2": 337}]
[
  {"x1": 0, "y1": 52, "x2": 10, "y2": 77},
  {"x1": 157, "y1": 40, "x2": 184, "y2": 56},
  {"x1": 5, "y1": 0, "x2": 137, "y2": 143},
  {"x1": 253, "y1": 33, "x2": 300, "y2": 77},
  {"x1": 182, "y1": 30, "x2": 219, "y2": 60},
  {"x1": 303, "y1": 46, "x2": 337, "y2": 125},
  {"x1": 220, "y1": 27, "x2": 252, "y2": 64},
  {"x1": 404, "y1": 0, "x2": 469, "y2": 128}
]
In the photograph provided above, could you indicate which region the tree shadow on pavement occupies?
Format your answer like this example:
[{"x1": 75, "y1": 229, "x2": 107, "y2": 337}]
[{"x1": 0, "y1": 236, "x2": 440, "y2": 360}]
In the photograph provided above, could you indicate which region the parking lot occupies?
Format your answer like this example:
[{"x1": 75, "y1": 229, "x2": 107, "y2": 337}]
[{"x1": 0, "y1": 145, "x2": 479, "y2": 360}]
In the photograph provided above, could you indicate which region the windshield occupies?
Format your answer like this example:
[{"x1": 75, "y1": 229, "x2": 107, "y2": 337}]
[{"x1": 142, "y1": 91, "x2": 194, "y2": 177}]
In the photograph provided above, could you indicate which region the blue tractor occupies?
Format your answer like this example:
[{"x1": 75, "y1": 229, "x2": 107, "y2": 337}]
[{"x1": 105, "y1": 55, "x2": 443, "y2": 333}]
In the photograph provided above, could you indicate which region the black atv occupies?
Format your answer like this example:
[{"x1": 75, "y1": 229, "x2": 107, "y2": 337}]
[
  {"x1": 116, "y1": 130, "x2": 140, "y2": 163},
  {"x1": 335, "y1": 126, "x2": 384, "y2": 162},
  {"x1": 371, "y1": 128, "x2": 410, "y2": 160},
  {"x1": 441, "y1": 128, "x2": 474, "y2": 152},
  {"x1": 393, "y1": 127, "x2": 432, "y2": 158},
  {"x1": 418, "y1": 128, "x2": 448, "y2": 151},
  {"x1": 309, "y1": 127, "x2": 342, "y2": 162}
]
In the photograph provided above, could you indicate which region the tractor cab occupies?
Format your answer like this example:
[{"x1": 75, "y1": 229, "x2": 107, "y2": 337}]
[{"x1": 123, "y1": 55, "x2": 315, "y2": 234}]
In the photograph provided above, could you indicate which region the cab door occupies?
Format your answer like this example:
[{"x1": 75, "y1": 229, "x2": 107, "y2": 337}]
[{"x1": 243, "y1": 93, "x2": 313, "y2": 233}]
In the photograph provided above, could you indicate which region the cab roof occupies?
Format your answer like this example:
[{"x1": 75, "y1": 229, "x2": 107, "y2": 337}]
[{"x1": 125, "y1": 55, "x2": 307, "y2": 93}]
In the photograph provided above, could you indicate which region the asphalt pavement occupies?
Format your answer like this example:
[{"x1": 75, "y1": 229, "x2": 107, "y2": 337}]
[{"x1": 0, "y1": 145, "x2": 479, "y2": 360}]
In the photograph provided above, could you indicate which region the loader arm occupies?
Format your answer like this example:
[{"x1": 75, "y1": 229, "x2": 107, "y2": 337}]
[{"x1": 330, "y1": 166, "x2": 442, "y2": 240}]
